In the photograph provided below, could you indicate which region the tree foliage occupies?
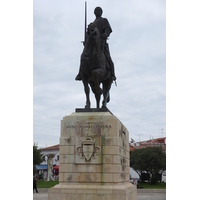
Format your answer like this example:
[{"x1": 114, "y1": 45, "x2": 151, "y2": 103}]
[
  {"x1": 130, "y1": 147, "x2": 166, "y2": 183},
  {"x1": 33, "y1": 143, "x2": 43, "y2": 175},
  {"x1": 33, "y1": 143, "x2": 43, "y2": 165}
]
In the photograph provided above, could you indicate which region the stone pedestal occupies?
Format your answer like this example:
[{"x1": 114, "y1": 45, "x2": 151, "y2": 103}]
[{"x1": 48, "y1": 110, "x2": 137, "y2": 200}]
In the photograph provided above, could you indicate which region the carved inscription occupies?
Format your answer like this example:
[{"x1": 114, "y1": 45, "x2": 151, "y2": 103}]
[{"x1": 66, "y1": 124, "x2": 112, "y2": 129}]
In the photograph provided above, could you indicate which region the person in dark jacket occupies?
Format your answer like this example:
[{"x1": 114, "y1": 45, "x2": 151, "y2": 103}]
[{"x1": 33, "y1": 177, "x2": 38, "y2": 193}]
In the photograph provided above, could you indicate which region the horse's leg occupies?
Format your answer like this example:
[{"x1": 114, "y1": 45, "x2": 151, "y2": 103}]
[
  {"x1": 102, "y1": 79, "x2": 112, "y2": 108},
  {"x1": 84, "y1": 82, "x2": 91, "y2": 109},
  {"x1": 81, "y1": 75, "x2": 90, "y2": 109},
  {"x1": 89, "y1": 81, "x2": 100, "y2": 108},
  {"x1": 102, "y1": 92, "x2": 109, "y2": 108},
  {"x1": 92, "y1": 69, "x2": 103, "y2": 95},
  {"x1": 96, "y1": 93, "x2": 100, "y2": 108}
]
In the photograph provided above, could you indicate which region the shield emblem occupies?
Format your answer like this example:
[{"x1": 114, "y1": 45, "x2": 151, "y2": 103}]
[{"x1": 83, "y1": 144, "x2": 94, "y2": 161}]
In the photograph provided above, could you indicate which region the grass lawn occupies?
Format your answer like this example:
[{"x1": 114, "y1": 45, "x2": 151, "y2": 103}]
[
  {"x1": 138, "y1": 182, "x2": 166, "y2": 189},
  {"x1": 37, "y1": 180, "x2": 59, "y2": 188},
  {"x1": 37, "y1": 180, "x2": 166, "y2": 189}
]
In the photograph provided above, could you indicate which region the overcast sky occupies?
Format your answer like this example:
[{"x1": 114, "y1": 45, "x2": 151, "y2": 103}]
[{"x1": 33, "y1": 0, "x2": 166, "y2": 148}]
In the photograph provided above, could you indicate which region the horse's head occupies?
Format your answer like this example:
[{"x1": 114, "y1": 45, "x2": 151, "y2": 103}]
[
  {"x1": 84, "y1": 23, "x2": 101, "y2": 56},
  {"x1": 87, "y1": 23, "x2": 99, "y2": 38}
]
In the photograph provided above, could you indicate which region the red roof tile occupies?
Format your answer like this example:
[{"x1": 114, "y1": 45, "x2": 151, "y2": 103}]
[{"x1": 41, "y1": 144, "x2": 60, "y2": 151}]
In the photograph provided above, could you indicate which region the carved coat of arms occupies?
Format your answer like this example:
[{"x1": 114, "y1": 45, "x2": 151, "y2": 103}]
[{"x1": 76, "y1": 137, "x2": 101, "y2": 162}]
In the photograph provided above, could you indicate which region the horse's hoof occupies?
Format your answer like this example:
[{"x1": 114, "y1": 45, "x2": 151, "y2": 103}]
[
  {"x1": 101, "y1": 105, "x2": 107, "y2": 109},
  {"x1": 85, "y1": 104, "x2": 90, "y2": 109}
]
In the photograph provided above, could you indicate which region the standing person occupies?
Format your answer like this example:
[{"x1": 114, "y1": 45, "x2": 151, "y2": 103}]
[
  {"x1": 44, "y1": 171, "x2": 47, "y2": 180},
  {"x1": 33, "y1": 177, "x2": 38, "y2": 193},
  {"x1": 75, "y1": 6, "x2": 116, "y2": 82},
  {"x1": 133, "y1": 178, "x2": 138, "y2": 187}
]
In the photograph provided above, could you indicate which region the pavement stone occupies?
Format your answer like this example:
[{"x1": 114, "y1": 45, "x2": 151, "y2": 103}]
[
  {"x1": 33, "y1": 189, "x2": 166, "y2": 200},
  {"x1": 137, "y1": 192, "x2": 166, "y2": 200}
]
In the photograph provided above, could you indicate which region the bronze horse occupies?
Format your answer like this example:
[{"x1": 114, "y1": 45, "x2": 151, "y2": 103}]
[{"x1": 80, "y1": 23, "x2": 112, "y2": 109}]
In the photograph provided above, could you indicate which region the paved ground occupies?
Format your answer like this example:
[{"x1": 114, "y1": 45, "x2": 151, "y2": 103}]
[
  {"x1": 137, "y1": 192, "x2": 166, "y2": 200},
  {"x1": 33, "y1": 193, "x2": 47, "y2": 200},
  {"x1": 33, "y1": 190, "x2": 166, "y2": 200}
]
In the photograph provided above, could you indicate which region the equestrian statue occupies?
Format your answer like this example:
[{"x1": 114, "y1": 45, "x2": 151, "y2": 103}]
[{"x1": 75, "y1": 6, "x2": 116, "y2": 109}]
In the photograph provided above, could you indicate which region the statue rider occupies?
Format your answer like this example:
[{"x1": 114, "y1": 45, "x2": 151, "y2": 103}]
[{"x1": 75, "y1": 6, "x2": 117, "y2": 82}]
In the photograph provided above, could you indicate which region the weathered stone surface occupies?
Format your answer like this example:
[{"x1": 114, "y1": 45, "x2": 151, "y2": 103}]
[
  {"x1": 48, "y1": 111, "x2": 137, "y2": 200},
  {"x1": 48, "y1": 183, "x2": 137, "y2": 200}
]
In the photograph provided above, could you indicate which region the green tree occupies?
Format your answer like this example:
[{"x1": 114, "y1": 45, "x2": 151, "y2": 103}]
[
  {"x1": 33, "y1": 143, "x2": 43, "y2": 175},
  {"x1": 130, "y1": 147, "x2": 166, "y2": 184}
]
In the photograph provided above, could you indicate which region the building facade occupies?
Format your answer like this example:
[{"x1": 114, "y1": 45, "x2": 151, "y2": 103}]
[
  {"x1": 130, "y1": 137, "x2": 166, "y2": 151},
  {"x1": 36, "y1": 144, "x2": 59, "y2": 177}
]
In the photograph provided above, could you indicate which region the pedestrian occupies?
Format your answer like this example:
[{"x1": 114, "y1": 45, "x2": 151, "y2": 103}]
[
  {"x1": 33, "y1": 177, "x2": 38, "y2": 193},
  {"x1": 133, "y1": 178, "x2": 138, "y2": 187}
]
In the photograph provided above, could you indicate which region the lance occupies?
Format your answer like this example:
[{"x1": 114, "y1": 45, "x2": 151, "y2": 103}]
[
  {"x1": 81, "y1": 1, "x2": 87, "y2": 44},
  {"x1": 84, "y1": 1, "x2": 87, "y2": 43}
]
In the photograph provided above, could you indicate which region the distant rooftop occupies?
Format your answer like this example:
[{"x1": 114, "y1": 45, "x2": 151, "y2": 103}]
[{"x1": 41, "y1": 144, "x2": 59, "y2": 151}]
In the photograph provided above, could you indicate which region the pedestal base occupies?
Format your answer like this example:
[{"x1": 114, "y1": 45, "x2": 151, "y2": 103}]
[
  {"x1": 48, "y1": 111, "x2": 137, "y2": 200},
  {"x1": 48, "y1": 183, "x2": 137, "y2": 200}
]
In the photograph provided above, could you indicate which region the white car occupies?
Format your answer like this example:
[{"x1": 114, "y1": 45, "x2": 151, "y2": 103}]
[
  {"x1": 162, "y1": 171, "x2": 166, "y2": 182},
  {"x1": 130, "y1": 167, "x2": 140, "y2": 183}
]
